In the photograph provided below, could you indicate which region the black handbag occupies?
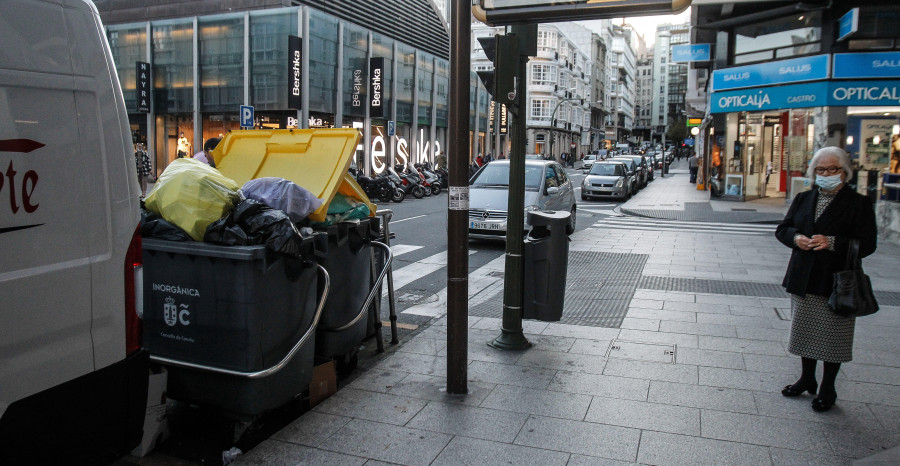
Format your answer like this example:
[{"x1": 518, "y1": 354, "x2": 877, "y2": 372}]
[{"x1": 828, "y1": 239, "x2": 879, "y2": 318}]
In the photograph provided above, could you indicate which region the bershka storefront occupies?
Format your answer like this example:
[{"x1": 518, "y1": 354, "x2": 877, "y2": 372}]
[{"x1": 709, "y1": 52, "x2": 900, "y2": 201}]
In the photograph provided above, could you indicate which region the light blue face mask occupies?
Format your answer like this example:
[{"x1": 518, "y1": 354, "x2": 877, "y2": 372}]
[{"x1": 815, "y1": 174, "x2": 842, "y2": 191}]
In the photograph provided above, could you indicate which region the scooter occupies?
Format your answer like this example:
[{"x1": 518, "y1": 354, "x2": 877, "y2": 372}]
[
  {"x1": 391, "y1": 166, "x2": 426, "y2": 199},
  {"x1": 414, "y1": 162, "x2": 442, "y2": 195}
]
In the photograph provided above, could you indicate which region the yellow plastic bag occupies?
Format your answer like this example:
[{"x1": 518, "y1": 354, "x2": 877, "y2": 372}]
[{"x1": 144, "y1": 158, "x2": 241, "y2": 241}]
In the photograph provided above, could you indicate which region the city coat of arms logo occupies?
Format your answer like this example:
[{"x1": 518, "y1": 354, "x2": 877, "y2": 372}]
[{"x1": 164, "y1": 296, "x2": 177, "y2": 327}]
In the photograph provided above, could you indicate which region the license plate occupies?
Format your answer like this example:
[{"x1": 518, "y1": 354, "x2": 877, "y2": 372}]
[{"x1": 469, "y1": 221, "x2": 505, "y2": 231}]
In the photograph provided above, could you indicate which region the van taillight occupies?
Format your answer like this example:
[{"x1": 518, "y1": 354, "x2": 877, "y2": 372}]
[{"x1": 124, "y1": 226, "x2": 143, "y2": 355}]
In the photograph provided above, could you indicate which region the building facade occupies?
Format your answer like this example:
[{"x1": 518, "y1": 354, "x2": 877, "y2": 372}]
[
  {"x1": 472, "y1": 23, "x2": 593, "y2": 161},
  {"x1": 96, "y1": 0, "x2": 480, "y2": 177},
  {"x1": 651, "y1": 22, "x2": 691, "y2": 145},
  {"x1": 634, "y1": 56, "x2": 655, "y2": 144},
  {"x1": 604, "y1": 25, "x2": 636, "y2": 146},
  {"x1": 694, "y1": 0, "x2": 900, "y2": 204}
]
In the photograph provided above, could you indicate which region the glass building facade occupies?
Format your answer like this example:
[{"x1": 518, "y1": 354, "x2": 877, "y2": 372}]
[{"x1": 106, "y1": 4, "x2": 488, "y2": 177}]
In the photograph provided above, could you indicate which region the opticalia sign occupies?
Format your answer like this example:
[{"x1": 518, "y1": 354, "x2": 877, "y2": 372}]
[
  {"x1": 711, "y1": 80, "x2": 900, "y2": 113},
  {"x1": 710, "y1": 82, "x2": 828, "y2": 113},
  {"x1": 711, "y1": 55, "x2": 830, "y2": 92},
  {"x1": 830, "y1": 81, "x2": 900, "y2": 106}
]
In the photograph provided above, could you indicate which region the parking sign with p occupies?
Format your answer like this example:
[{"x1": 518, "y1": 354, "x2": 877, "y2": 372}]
[{"x1": 240, "y1": 105, "x2": 254, "y2": 128}]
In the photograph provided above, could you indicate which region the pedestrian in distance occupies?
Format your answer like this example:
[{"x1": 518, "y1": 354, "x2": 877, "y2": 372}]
[
  {"x1": 193, "y1": 137, "x2": 221, "y2": 168},
  {"x1": 775, "y1": 146, "x2": 877, "y2": 413},
  {"x1": 765, "y1": 160, "x2": 773, "y2": 187},
  {"x1": 475, "y1": 154, "x2": 484, "y2": 167},
  {"x1": 134, "y1": 143, "x2": 151, "y2": 197},
  {"x1": 688, "y1": 152, "x2": 699, "y2": 183}
]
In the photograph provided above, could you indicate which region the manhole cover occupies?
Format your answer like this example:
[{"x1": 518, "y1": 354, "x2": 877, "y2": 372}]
[{"x1": 605, "y1": 340, "x2": 676, "y2": 364}]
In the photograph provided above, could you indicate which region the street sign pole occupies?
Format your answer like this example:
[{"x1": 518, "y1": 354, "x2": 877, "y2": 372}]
[{"x1": 489, "y1": 24, "x2": 536, "y2": 351}]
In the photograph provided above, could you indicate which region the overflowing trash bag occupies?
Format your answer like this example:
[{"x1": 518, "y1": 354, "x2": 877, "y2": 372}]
[
  {"x1": 310, "y1": 193, "x2": 371, "y2": 226},
  {"x1": 140, "y1": 208, "x2": 193, "y2": 242},
  {"x1": 144, "y1": 158, "x2": 241, "y2": 241},
  {"x1": 205, "y1": 199, "x2": 313, "y2": 259},
  {"x1": 242, "y1": 177, "x2": 323, "y2": 223}
]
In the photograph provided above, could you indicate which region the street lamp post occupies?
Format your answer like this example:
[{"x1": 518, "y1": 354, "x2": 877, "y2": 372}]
[{"x1": 549, "y1": 95, "x2": 578, "y2": 164}]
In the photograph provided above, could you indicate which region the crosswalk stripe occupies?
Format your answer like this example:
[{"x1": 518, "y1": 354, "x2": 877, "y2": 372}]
[
  {"x1": 388, "y1": 248, "x2": 477, "y2": 290},
  {"x1": 390, "y1": 244, "x2": 422, "y2": 257},
  {"x1": 598, "y1": 217, "x2": 776, "y2": 230},
  {"x1": 590, "y1": 218, "x2": 773, "y2": 235},
  {"x1": 402, "y1": 254, "x2": 506, "y2": 317}
]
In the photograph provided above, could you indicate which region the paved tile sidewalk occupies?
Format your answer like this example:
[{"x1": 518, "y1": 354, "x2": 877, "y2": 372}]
[
  {"x1": 236, "y1": 164, "x2": 900, "y2": 466},
  {"x1": 621, "y1": 159, "x2": 789, "y2": 223}
]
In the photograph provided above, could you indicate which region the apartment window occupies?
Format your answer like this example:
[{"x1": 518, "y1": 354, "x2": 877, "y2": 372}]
[
  {"x1": 532, "y1": 63, "x2": 556, "y2": 85},
  {"x1": 532, "y1": 98, "x2": 551, "y2": 119},
  {"x1": 537, "y1": 30, "x2": 557, "y2": 50}
]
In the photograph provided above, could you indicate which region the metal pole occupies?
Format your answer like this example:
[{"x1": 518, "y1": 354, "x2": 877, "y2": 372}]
[
  {"x1": 446, "y1": 0, "x2": 469, "y2": 394},
  {"x1": 489, "y1": 25, "x2": 532, "y2": 351}
]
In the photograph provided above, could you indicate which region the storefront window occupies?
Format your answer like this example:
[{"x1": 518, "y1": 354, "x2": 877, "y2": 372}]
[
  {"x1": 435, "y1": 58, "x2": 449, "y2": 127},
  {"x1": 199, "y1": 14, "x2": 244, "y2": 139},
  {"x1": 152, "y1": 19, "x2": 194, "y2": 168},
  {"x1": 343, "y1": 22, "x2": 368, "y2": 120},
  {"x1": 734, "y1": 12, "x2": 821, "y2": 64},
  {"x1": 249, "y1": 8, "x2": 297, "y2": 111},
  {"x1": 396, "y1": 44, "x2": 415, "y2": 124},
  {"x1": 107, "y1": 23, "x2": 147, "y2": 112},
  {"x1": 308, "y1": 10, "x2": 338, "y2": 115},
  {"x1": 417, "y1": 52, "x2": 434, "y2": 126},
  {"x1": 372, "y1": 33, "x2": 393, "y2": 122},
  {"x1": 152, "y1": 19, "x2": 194, "y2": 114}
]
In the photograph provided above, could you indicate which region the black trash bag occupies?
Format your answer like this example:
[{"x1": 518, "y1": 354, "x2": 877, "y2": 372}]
[
  {"x1": 204, "y1": 212, "x2": 250, "y2": 246},
  {"x1": 232, "y1": 199, "x2": 310, "y2": 258},
  {"x1": 141, "y1": 208, "x2": 192, "y2": 241}
]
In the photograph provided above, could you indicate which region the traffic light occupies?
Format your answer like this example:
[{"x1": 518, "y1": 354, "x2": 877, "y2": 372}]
[{"x1": 476, "y1": 34, "x2": 519, "y2": 108}]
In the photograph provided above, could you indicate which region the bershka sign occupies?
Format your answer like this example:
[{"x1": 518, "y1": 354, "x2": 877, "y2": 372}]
[
  {"x1": 370, "y1": 57, "x2": 384, "y2": 118},
  {"x1": 288, "y1": 35, "x2": 302, "y2": 110},
  {"x1": 351, "y1": 58, "x2": 366, "y2": 108},
  {"x1": 136, "y1": 61, "x2": 150, "y2": 113}
]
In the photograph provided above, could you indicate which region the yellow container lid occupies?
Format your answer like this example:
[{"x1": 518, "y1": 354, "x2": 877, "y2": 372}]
[{"x1": 213, "y1": 129, "x2": 375, "y2": 222}]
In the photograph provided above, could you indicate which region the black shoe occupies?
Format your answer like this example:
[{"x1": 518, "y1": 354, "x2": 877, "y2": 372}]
[
  {"x1": 782, "y1": 380, "x2": 818, "y2": 397},
  {"x1": 812, "y1": 391, "x2": 837, "y2": 412}
]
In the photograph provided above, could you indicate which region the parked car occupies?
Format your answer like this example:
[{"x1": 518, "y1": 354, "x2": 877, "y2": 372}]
[
  {"x1": 468, "y1": 159, "x2": 577, "y2": 240},
  {"x1": 581, "y1": 161, "x2": 633, "y2": 200},
  {"x1": 625, "y1": 155, "x2": 650, "y2": 187},
  {"x1": 581, "y1": 153, "x2": 598, "y2": 171},
  {"x1": 1, "y1": 0, "x2": 149, "y2": 463},
  {"x1": 611, "y1": 157, "x2": 645, "y2": 190}
]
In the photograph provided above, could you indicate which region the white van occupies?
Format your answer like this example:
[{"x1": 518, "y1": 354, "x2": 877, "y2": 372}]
[{"x1": 0, "y1": 0, "x2": 148, "y2": 463}]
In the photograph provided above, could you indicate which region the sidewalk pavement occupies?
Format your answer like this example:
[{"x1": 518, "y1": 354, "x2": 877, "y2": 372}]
[
  {"x1": 620, "y1": 159, "x2": 789, "y2": 224},
  {"x1": 236, "y1": 164, "x2": 900, "y2": 466}
]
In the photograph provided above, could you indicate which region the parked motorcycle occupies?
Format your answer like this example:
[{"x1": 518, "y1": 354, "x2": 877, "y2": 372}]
[
  {"x1": 391, "y1": 166, "x2": 426, "y2": 199},
  {"x1": 351, "y1": 166, "x2": 402, "y2": 203},
  {"x1": 414, "y1": 162, "x2": 442, "y2": 195}
]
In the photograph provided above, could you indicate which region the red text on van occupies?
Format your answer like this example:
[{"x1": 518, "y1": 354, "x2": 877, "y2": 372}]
[{"x1": 2, "y1": 160, "x2": 39, "y2": 214}]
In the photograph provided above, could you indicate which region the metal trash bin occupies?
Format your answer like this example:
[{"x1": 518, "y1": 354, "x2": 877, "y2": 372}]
[
  {"x1": 142, "y1": 237, "x2": 327, "y2": 418},
  {"x1": 314, "y1": 218, "x2": 385, "y2": 364},
  {"x1": 522, "y1": 210, "x2": 570, "y2": 322}
]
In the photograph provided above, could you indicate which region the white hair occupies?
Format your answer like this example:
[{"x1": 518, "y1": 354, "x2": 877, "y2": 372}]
[{"x1": 806, "y1": 146, "x2": 853, "y2": 179}]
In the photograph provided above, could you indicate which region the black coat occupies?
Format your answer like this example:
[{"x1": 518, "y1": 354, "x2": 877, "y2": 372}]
[{"x1": 775, "y1": 185, "x2": 877, "y2": 297}]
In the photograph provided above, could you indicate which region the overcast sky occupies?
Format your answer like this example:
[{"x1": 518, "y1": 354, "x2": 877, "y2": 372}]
[{"x1": 576, "y1": 7, "x2": 692, "y2": 48}]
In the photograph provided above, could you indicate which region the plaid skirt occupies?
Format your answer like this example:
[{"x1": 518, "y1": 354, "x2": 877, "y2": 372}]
[{"x1": 788, "y1": 293, "x2": 855, "y2": 363}]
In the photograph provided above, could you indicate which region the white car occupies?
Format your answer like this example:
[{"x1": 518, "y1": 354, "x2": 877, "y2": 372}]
[
  {"x1": 468, "y1": 160, "x2": 577, "y2": 240},
  {"x1": 582, "y1": 153, "x2": 598, "y2": 171}
]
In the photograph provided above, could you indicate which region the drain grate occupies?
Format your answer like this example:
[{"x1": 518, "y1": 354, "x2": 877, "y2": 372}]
[
  {"x1": 606, "y1": 340, "x2": 676, "y2": 364},
  {"x1": 468, "y1": 251, "x2": 648, "y2": 328},
  {"x1": 638, "y1": 276, "x2": 788, "y2": 298}
]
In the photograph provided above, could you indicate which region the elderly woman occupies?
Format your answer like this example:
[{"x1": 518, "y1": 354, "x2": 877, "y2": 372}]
[{"x1": 775, "y1": 146, "x2": 877, "y2": 412}]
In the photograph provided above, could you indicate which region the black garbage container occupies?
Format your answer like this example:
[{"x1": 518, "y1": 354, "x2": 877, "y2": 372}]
[
  {"x1": 523, "y1": 210, "x2": 570, "y2": 322},
  {"x1": 313, "y1": 218, "x2": 381, "y2": 365},
  {"x1": 142, "y1": 237, "x2": 322, "y2": 418}
]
